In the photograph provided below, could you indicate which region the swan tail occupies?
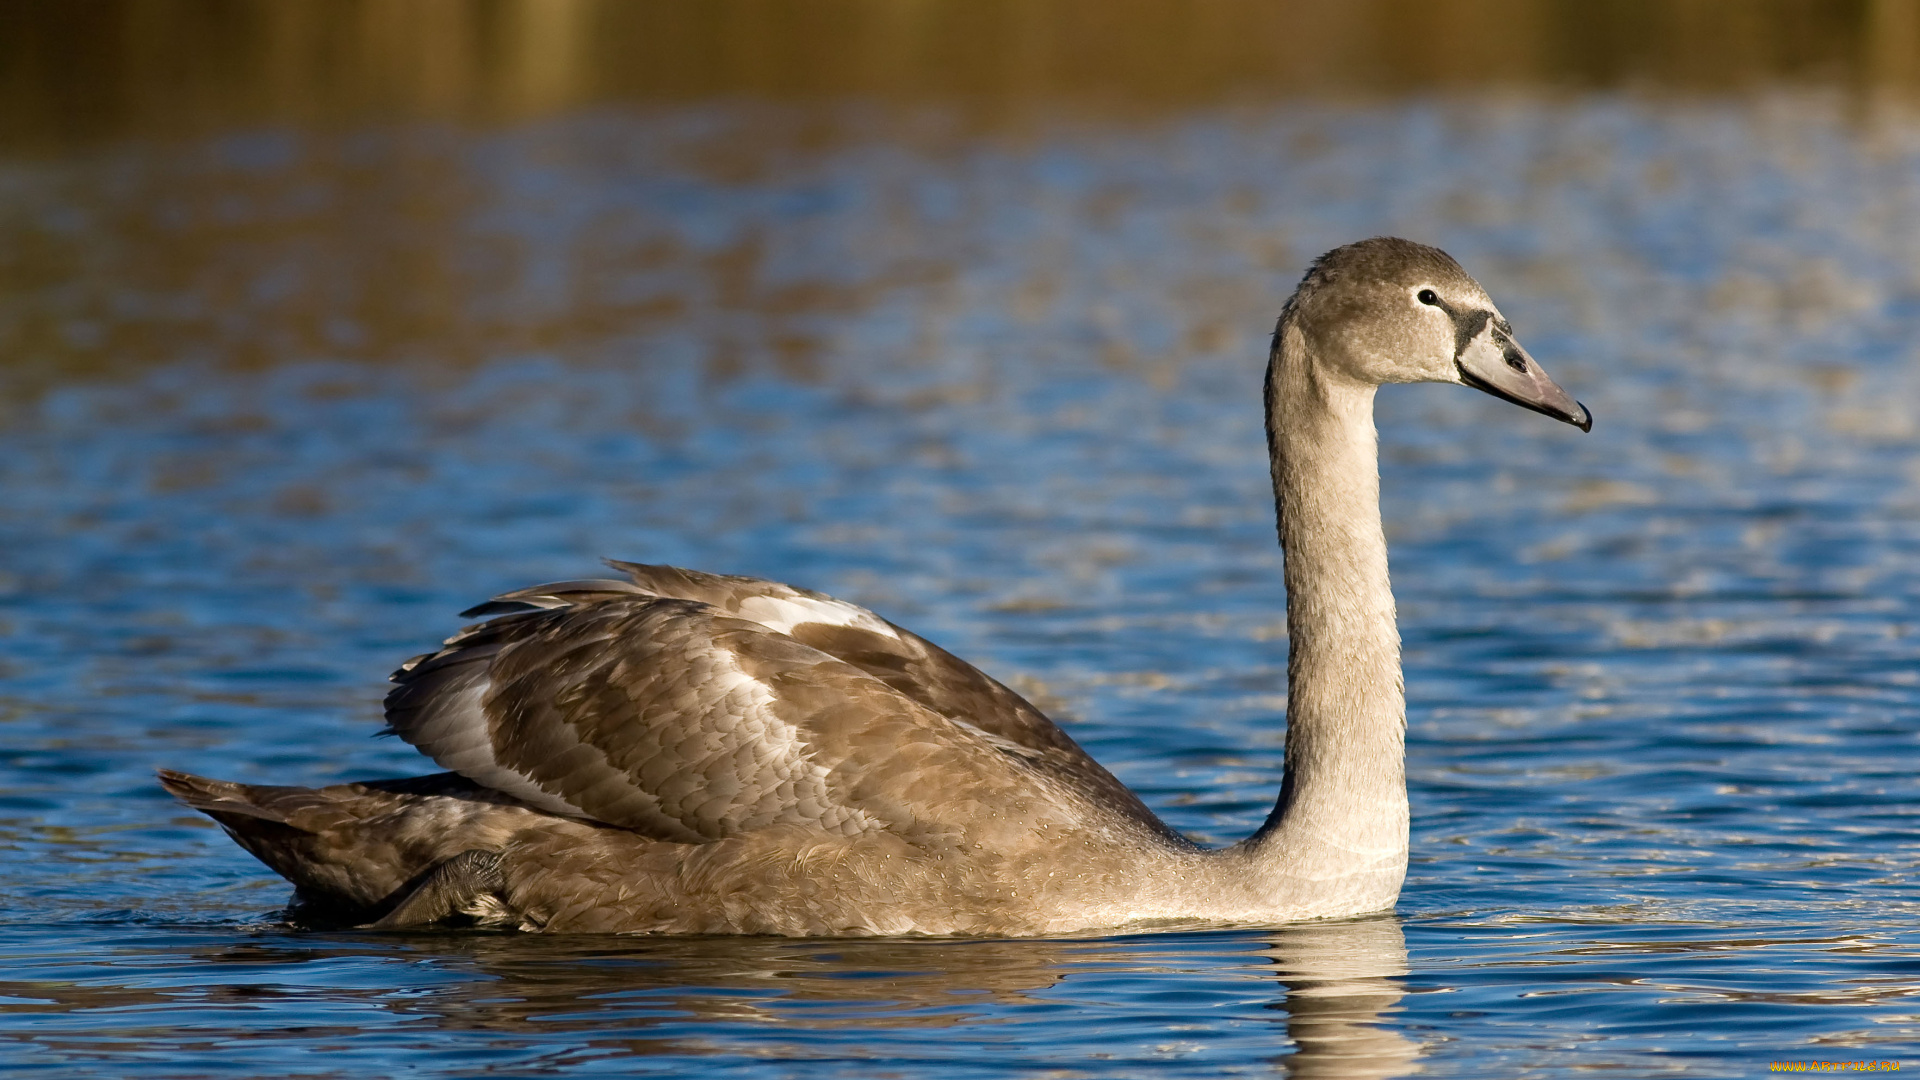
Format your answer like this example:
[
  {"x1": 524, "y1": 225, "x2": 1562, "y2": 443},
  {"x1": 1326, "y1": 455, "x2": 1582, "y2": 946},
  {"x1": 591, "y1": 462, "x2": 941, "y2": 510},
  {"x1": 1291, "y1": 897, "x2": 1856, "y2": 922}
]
[{"x1": 158, "y1": 769, "x2": 551, "y2": 923}]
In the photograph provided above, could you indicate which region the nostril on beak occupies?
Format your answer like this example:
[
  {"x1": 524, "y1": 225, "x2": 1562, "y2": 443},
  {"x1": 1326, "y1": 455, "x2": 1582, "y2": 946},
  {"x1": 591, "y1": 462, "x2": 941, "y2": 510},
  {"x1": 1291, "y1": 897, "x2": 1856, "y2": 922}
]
[{"x1": 1503, "y1": 347, "x2": 1528, "y2": 373}]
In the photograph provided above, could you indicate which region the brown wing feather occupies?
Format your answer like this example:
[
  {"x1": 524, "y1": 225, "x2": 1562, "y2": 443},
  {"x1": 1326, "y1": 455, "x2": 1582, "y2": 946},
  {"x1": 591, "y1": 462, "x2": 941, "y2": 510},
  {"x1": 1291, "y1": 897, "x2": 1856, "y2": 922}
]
[
  {"x1": 158, "y1": 769, "x2": 548, "y2": 915},
  {"x1": 384, "y1": 595, "x2": 1103, "y2": 852},
  {"x1": 602, "y1": 562, "x2": 1179, "y2": 840}
]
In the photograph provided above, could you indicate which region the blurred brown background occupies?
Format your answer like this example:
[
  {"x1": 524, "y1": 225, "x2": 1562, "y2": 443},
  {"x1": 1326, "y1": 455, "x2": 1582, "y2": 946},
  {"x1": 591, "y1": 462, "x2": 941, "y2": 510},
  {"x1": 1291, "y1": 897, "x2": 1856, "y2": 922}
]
[
  {"x1": 6, "y1": 0, "x2": 1920, "y2": 152},
  {"x1": 7, "y1": 0, "x2": 1920, "y2": 394}
]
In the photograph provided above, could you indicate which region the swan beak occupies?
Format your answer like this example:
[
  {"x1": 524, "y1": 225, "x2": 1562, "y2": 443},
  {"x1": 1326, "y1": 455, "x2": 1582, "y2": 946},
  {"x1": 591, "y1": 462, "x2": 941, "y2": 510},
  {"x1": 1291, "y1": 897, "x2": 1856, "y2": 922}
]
[{"x1": 1454, "y1": 321, "x2": 1592, "y2": 432}]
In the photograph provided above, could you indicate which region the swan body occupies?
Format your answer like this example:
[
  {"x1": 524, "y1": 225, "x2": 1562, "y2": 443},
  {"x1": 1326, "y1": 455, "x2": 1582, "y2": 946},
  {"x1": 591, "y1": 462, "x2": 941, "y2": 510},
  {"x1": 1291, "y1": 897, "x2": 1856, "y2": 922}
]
[{"x1": 162, "y1": 237, "x2": 1589, "y2": 936}]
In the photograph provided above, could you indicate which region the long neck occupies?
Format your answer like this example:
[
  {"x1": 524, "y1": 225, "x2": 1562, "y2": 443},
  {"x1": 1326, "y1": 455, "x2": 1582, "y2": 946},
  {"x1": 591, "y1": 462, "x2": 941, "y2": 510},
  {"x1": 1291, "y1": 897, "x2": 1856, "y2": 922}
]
[{"x1": 1248, "y1": 320, "x2": 1409, "y2": 881}]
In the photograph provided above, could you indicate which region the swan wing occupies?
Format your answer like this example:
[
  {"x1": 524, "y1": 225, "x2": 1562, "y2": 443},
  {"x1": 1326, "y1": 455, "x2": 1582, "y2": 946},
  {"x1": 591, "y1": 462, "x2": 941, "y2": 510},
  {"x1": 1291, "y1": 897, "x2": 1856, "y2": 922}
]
[
  {"x1": 382, "y1": 593, "x2": 1095, "y2": 849},
  {"x1": 592, "y1": 562, "x2": 1172, "y2": 836}
]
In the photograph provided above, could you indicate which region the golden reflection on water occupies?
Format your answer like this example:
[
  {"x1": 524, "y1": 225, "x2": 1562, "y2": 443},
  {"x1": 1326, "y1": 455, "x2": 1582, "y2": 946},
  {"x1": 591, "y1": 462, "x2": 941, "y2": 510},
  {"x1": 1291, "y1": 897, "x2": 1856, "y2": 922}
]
[
  {"x1": 4, "y1": 0, "x2": 1920, "y2": 150},
  {"x1": 5, "y1": 1, "x2": 1920, "y2": 395}
]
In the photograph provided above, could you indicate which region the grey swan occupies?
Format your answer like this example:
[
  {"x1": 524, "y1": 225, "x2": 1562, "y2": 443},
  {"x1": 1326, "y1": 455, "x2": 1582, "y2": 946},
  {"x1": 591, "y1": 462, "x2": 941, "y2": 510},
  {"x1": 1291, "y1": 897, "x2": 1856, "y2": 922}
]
[{"x1": 160, "y1": 237, "x2": 1590, "y2": 936}]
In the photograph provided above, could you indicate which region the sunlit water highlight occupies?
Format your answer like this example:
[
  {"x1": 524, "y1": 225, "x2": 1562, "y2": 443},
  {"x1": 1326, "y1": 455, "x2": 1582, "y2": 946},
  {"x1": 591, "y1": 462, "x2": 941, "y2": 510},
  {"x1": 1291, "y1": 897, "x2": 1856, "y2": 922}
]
[{"x1": 3, "y1": 94, "x2": 1920, "y2": 1075}]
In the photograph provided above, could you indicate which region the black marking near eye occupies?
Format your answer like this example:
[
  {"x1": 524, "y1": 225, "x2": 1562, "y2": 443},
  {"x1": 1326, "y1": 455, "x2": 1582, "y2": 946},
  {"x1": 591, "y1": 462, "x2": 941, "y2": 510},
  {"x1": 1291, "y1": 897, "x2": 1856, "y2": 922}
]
[{"x1": 1451, "y1": 309, "x2": 1491, "y2": 359}]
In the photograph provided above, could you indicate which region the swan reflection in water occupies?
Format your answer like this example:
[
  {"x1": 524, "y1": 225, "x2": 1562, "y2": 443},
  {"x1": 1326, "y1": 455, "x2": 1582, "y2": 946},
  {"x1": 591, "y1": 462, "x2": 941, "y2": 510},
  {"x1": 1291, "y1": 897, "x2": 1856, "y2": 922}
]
[
  {"x1": 1263, "y1": 919, "x2": 1422, "y2": 1079},
  {"x1": 63, "y1": 918, "x2": 1409, "y2": 1075}
]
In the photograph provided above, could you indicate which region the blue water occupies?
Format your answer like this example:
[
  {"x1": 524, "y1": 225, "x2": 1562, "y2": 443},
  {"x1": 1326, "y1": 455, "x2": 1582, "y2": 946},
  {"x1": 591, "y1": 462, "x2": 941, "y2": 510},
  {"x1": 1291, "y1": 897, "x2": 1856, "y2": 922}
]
[{"x1": 4, "y1": 95, "x2": 1920, "y2": 1076}]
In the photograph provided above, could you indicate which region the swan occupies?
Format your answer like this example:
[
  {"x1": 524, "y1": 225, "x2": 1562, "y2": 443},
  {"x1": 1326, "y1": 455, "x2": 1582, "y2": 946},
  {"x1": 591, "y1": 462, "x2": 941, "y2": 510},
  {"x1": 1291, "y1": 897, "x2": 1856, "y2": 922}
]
[{"x1": 160, "y1": 237, "x2": 1590, "y2": 936}]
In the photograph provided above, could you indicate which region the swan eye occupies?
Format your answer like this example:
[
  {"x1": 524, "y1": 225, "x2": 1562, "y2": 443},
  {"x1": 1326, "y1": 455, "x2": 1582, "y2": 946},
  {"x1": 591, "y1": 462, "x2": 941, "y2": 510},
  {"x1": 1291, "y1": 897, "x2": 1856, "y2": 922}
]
[{"x1": 1417, "y1": 289, "x2": 1439, "y2": 306}]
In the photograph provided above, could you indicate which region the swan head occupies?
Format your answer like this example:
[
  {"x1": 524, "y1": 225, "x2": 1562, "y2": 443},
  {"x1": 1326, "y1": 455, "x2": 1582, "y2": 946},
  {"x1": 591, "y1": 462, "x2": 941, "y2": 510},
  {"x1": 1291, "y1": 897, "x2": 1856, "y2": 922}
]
[{"x1": 1282, "y1": 237, "x2": 1591, "y2": 431}]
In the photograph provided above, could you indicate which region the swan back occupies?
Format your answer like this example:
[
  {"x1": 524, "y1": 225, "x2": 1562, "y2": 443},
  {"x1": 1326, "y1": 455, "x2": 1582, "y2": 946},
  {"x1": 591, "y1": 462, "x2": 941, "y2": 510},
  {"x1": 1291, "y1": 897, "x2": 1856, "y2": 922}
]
[{"x1": 384, "y1": 563, "x2": 1178, "y2": 846}]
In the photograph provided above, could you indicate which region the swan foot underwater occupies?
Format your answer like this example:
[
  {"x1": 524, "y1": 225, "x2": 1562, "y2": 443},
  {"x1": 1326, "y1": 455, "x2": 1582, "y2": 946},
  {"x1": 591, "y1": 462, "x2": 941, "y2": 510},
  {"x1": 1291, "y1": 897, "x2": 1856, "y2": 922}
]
[{"x1": 161, "y1": 237, "x2": 1590, "y2": 937}]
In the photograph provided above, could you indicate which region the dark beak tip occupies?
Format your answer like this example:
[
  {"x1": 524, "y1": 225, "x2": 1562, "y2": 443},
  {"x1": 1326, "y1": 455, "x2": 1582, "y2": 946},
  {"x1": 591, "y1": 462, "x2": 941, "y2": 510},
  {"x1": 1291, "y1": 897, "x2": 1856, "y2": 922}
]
[{"x1": 1571, "y1": 403, "x2": 1593, "y2": 433}]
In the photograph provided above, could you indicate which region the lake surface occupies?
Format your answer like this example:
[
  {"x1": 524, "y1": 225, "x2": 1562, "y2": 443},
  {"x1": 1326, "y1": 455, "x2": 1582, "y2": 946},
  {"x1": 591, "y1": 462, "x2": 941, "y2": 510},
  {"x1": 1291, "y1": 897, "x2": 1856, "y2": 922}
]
[{"x1": 5, "y1": 90, "x2": 1920, "y2": 1076}]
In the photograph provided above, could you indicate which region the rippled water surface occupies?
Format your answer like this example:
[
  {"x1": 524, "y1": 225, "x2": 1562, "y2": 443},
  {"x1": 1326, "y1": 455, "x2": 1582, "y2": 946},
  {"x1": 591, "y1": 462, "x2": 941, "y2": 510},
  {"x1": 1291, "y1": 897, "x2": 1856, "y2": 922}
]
[{"x1": 6, "y1": 92, "x2": 1920, "y2": 1076}]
